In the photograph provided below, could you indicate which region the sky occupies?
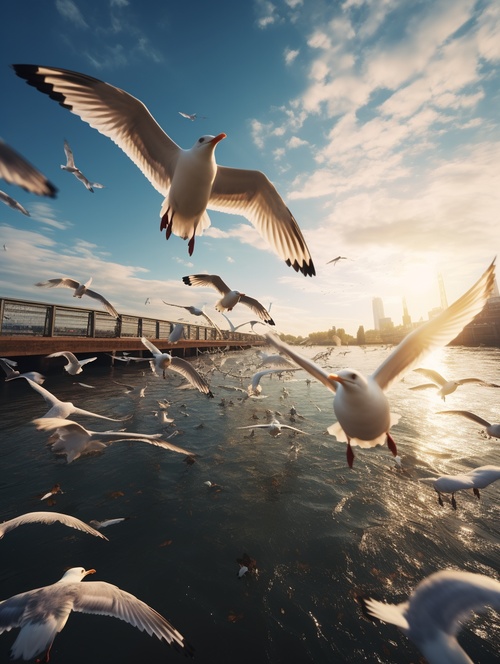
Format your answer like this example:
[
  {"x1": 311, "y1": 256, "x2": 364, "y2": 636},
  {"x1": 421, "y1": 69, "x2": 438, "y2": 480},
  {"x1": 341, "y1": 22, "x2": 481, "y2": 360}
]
[{"x1": 0, "y1": 0, "x2": 499, "y2": 337}]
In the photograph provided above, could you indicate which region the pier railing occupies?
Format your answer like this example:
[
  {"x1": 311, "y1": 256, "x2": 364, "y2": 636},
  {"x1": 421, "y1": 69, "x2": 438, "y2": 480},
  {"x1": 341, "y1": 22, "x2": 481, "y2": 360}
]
[{"x1": 0, "y1": 297, "x2": 256, "y2": 343}]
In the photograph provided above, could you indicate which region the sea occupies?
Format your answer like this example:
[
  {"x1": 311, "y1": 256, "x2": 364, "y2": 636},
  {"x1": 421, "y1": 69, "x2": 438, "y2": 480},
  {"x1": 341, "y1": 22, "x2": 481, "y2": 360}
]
[{"x1": 0, "y1": 344, "x2": 499, "y2": 663}]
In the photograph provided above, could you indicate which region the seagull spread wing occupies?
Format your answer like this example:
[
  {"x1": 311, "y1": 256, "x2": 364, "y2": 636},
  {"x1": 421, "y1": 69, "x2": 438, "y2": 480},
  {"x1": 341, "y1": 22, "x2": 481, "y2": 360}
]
[
  {"x1": 63, "y1": 139, "x2": 75, "y2": 168},
  {"x1": 238, "y1": 295, "x2": 274, "y2": 324},
  {"x1": 13, "y1": 65, "x2": 180, "y2": 197},
  {"x1": 35, "y1": 277, "x2": 81, "y2": 290},
  {"x1": 169, "y1": 357, "x2": 213, "y2": 396},
  {"x1": 84, "y1": 288, "x2": 119, "y2": 318},
  {"x1": 210, "y1": 166, "x2": 315, "y2": 277},
  {"x1": 0, "y1": 190, "x2": 30, "y2": 216},
  {"x1": 140, "y1": 336, "x2": 162, "y2": 357},
  {"x1": 0, "y1": 512, "x2": 107, "y2": 540},
  {"x1": 0, "y1": 139, "x2": 57, "y2": 197},
  {"x1": 372, "y1": 259, "x2": 496, "y2": 391},
  {"x1": 182, "y1": 274, "x2": 230, "y2": 295}
]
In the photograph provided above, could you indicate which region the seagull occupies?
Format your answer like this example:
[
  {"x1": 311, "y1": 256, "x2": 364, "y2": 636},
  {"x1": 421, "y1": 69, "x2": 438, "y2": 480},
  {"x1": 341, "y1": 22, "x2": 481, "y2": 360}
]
[
  {"x1": 238, "y1": 417, "x2": 308, "y2": 438},
  {"x1": 112, "y1": 379, "x2": 148, "y2": 398},
  {"x1": 422, "y1": 465, "x2": 500, "y2": 509},
  {"x1": 264, "y1": 259, "x2": 496, "y2": 467},
  {"x1": 182, "y1": 274, "x2": 274, "y2": 324},
  {"x1": 410, "y1": 368, "x2": 500, "y2": 400},
  {"x1": 140, "y1": 336, "x2": 213, "y2": 396},
  {"x1": 168, "y1": 323, "x2": 185, "y2": 343},
  {"x1": 88, "y1": 517, "x2": 130, "y2": 529},
  {"x1": 248, "y1": 368, "x2": 298, "y2": 396},
  {"x1": 0, "y1": 358, "x2": 45, "y2": 384},
  {"x1": 257, "y1": 352, "x2": 296, "y2": 370},
  {"x1": 0, "y1": 511, "x2": 107, "y2": 540},
  {"x1": 326, "y1": 255, "x2": 348, "y2": 266},
  {"x1": 0, "y1": 190, "x2": 30, "y2": 216},
  {"x1": 0, "y1": 138, "x2": 57, "y2": 197},
  {"x1": 437, "y1": 410, "x2": 500, "y2": 439},
  {"x1": 13, "y1": 65, "x2": 315, "y2": 276},
  {"x1": 162, "y1": 301, "x2": 223, "y2": 335},
  {"x1": 46, "y1": 351, "x2": 97, "y2": 375},
  {"x1": 33, "y1": 417, "x2": 193, "y2": 463},
  {"x1": 178, "y1": 111, "x2": 207, "y2": 121},
  {"x1": 35, "y1": 276, "x2": 119, "y2": 318},
  {"x1": 61, "y1": 139, "x2": 104, "y2": 192},
  {"x1": 0, "y1": 566, "x2": 194, "y2": 661},
  {"x1": 359, "y1": 569, "x2": 500, "y2": 664},
  {"x1": 20, "y1": 376, "x2": 131, "y2": 422},
  {"x1": 39, "y1": 483, "x2": 63, "y2": 501}
]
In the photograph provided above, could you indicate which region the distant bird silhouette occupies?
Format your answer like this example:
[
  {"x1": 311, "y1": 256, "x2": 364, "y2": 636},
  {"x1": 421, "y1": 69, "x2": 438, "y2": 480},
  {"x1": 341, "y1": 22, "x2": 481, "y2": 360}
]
[
  {"x1": 326, "y1": 255, "x2": 348, "y2": 266},
  {"x1": 61, "y1": 139, "x2": 104, "y2": 192},
  {"x1": 437, "y1": 409, "x2": 500, "y2": 438},
  {"x1": 178, "y1": 111, "x2": 207, "y2": 121}
]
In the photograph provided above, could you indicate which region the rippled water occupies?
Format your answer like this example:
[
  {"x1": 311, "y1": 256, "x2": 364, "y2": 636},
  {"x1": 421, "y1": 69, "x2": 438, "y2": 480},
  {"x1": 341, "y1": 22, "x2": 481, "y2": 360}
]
[{"x1": 0, "y1": 345, "x2": 499, "y2": 663}]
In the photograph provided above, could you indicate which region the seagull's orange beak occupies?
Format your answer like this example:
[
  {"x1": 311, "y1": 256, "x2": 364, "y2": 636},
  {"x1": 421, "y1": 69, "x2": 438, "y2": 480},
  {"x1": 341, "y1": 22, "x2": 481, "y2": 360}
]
[
  {"x1": 84, "y1": 569, "x2": 96, "y2": 577},
  {"x1": 328, "y1": 373, "x2": 344, "y2": 385},
  {"x1": 211, "y1": 133, "x2": 226, "y2": 145}
]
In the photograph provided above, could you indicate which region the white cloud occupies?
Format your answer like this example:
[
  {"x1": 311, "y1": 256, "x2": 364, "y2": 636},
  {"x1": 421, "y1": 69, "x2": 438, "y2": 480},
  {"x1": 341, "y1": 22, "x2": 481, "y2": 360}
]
[
  {"x1": 55, "y1": 0, "x2": 88, "y2": 28},
  {"x1": 287, "y1": 136, "x2": 308, "y2": 149},
  {"x1": 284, "y1": 48, "x2": 299, "y2": 65}
]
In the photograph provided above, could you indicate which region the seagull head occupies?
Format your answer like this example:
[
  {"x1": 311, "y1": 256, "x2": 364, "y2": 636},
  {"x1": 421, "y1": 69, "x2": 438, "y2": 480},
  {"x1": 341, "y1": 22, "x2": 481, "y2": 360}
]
[
  {"x1": 59, "y1": 567, "x2": 96, "y2": 583},
  {"x1": 192, "y1": 133, "x2": 226, "y2": 152},
  {"x1": 328, "y1": 369, "x2": 368, "y2": 391}
]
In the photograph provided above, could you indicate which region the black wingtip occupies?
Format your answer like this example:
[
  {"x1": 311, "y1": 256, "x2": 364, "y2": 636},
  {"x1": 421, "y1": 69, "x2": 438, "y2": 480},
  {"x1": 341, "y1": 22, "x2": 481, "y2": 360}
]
[
  {"x1": 355, "y1": 594, "x2": 379, "y2": 623},
  {"x1": 286, "y1": 258, "x2": 316, "y2": 277},
  {"x1": 182, "y1": 276, "x2": 192, "y2": 286}
]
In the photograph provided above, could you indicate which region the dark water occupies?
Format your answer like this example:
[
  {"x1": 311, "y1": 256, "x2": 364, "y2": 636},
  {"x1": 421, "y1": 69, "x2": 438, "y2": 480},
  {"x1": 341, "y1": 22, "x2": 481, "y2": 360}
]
[{"x1": 0, "y1": 345, "x2": 499, "y2": 663}]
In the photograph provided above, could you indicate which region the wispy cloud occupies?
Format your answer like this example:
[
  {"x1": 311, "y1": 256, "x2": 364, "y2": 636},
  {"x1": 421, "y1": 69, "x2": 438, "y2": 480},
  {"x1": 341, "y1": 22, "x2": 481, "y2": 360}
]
[
  {"x1": 29, "y1": 202, "x2": 72, "y2": 231},
  {"x1": 284, "y1": 48, "x2": 299, "y2": 65},
  {"x1": 55, "y1": 0, "x2": 88, "y2": 29}
]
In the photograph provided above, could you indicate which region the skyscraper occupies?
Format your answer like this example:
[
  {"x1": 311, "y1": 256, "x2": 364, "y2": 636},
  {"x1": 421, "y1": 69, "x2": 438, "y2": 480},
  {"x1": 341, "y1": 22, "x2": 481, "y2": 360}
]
[
  {"x1": 372, "y1": 297, "x2": 385, "y2": 330},
  {"x1": 402, "y1": 297, "x2": 412, "y2": 328}
]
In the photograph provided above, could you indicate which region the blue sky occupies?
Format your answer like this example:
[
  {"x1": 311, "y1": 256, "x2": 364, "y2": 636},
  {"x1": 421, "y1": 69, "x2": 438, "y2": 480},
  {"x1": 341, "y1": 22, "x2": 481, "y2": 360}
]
[{"x1": 1, "y1": 0, "x2": 499, "y2": 337}]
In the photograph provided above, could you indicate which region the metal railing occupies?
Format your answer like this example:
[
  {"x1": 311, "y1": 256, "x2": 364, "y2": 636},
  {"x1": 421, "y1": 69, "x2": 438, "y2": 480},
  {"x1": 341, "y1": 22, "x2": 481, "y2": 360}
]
[{"x1": 0, "y1": 297, "x2": 257, "y2": 343}]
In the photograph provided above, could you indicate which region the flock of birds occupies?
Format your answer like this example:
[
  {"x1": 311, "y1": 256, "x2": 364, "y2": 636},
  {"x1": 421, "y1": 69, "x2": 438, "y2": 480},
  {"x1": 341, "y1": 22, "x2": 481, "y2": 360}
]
[{"x1": 1, "y1": 61, "x2": 499, "y2": 662}]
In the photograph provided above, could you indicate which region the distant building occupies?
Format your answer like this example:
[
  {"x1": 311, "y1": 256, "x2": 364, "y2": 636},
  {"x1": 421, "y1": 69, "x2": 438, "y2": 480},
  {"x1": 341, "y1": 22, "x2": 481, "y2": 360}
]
[
  {"x1": 379, "y1": 316, "x2": 394, "y2": 330},
  {"x1": 402, "y1": 297, "x2": 412, "y2": 328},
  {"x1": 372, "y1": 297, "x2": 385, "y2": 330}
]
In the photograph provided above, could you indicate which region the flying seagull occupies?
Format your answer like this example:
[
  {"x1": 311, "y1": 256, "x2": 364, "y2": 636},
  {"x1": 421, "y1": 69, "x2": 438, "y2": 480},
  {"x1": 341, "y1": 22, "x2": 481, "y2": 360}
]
[
  {"x1": 0, "y1": 566, "x2": 194, "y2": 661},
  {"x1": 0, "y1": 190, "x2": 30, "y2": 216},
  {"x1": 0, "y1": 139, "x2": 57, "y2": 197},
  {"x1": 21, "y1": 376, "x2": 130, "y2": 422},
  {"x1": 0, "y1": 511, "x2": 107, "y2": 540},
  {"x1": 12, "y1": 64, "x2": 315, "y2": 276},
  {"x1": 140, "y1": 336, "x2": 214, "y2": 396},
  {"x1": 46, "y1": 351, "x2": 97, "y2": 375},
  {"x1": 238, "y1": 417, "x2": 308, "y2": 437},
  {"x1": 0, "y1": 358, "x2": 45, "y2": 384},
  {"x1": 410, "y1": 367, "x2": 500, "y2": 400},
  {"x1": 34, "y1": 417, "x2": 193, "y2": 463},
  {"x1": 61, "y1": 139, "x2": 104, "y2": 192},
  {"x1": 326, "y1": 256, "x2": 347, "y2": 266},
  {"x1": 182, "y1": 274, "x2": 275, "y2": 325},
  {"x1": 35, "y1": 276, "x2": 119, "y2": 318},
  {"x1": 162, "y1": 301, "x2": 223, "y2": 335},
  {"x1": 436, "y1": 409, "x2": 500, "y2": 439},
  {"x1": 359, "y1": 569, "x2": 500, "y2": 664},
  {"x1": 264, "y1": 259, "x2": 496, "y2": 467},
  {"x1": 178, "y1": 111, "x2": 207, "y2": 121},
  {"x1": 421, "y1": 465, "x2": 500, "y2": 509}
]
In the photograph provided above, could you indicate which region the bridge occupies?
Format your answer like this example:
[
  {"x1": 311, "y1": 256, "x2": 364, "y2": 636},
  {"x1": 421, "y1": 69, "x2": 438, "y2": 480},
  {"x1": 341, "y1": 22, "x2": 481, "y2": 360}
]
[{"x1": 0, "y1": 297, "x2": 265, "y2": 358}]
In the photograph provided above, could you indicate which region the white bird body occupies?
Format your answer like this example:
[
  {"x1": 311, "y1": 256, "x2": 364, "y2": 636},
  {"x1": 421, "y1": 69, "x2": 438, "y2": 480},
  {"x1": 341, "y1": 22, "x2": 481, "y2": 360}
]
[
  {"x1": 182, "y1": 274, "x2": 274, "y2": 324},
  {"x1": 361, "y1": 569, "x2": 500, "y2": 664},
  {"x1": 13, "y1": 65, "x2": 315, "y2": 276},
  {"x1": 162, "y1": 301, "x2": 222, "y2": 335},
  {"x1": 21, "y1": 377, "x2": 129, "y2": 422},
  {"x1": 46, "y1": 351, "x2": 97, "y2": 375},
  {"x1": 140, "y1": 336, "x2": 213, "y2": 396},
  {"x1": 411, "y1": 368, "x2": 499, "y2": 400},
  {"x1": 35, "y1": 277, "x2": 119, "y2": 318},
  {"x1": 0, "y1": 567, "x2": 193, "y2": 661},
  {"x1": 33, "y1": 417, "x2": 193, "y2": 463},
  {"x1": 432, "y1": 466, "x2": 500, "y2": 493},
  {"x1": 0, "y1": 511, "x2": 107, "y2": 540},
  {"x1": 248, "y1": 368, "x2": 298, "y2": 396},
  {"x1": 238, "y1": 418, "x2": 308, "y2": 437},
  {"x1": 0, "y1": 139, "x2": 57, "y2": 197},
  {"x1": 264, "y1": 259, "x2": 496, "y2": 466},
  {"x1": 61, "y1": 139, "x2": 104, "y2": 192},
  {"x1": 0, "y1": 358, "x2": 44, "y2": 384}
]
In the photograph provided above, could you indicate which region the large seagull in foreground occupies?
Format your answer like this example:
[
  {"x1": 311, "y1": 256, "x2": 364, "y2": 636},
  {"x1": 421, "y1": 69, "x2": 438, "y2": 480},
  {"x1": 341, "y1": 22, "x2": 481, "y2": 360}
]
[{"x1": 13, "y1": 64, "x2": 315, "y2": 276}]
